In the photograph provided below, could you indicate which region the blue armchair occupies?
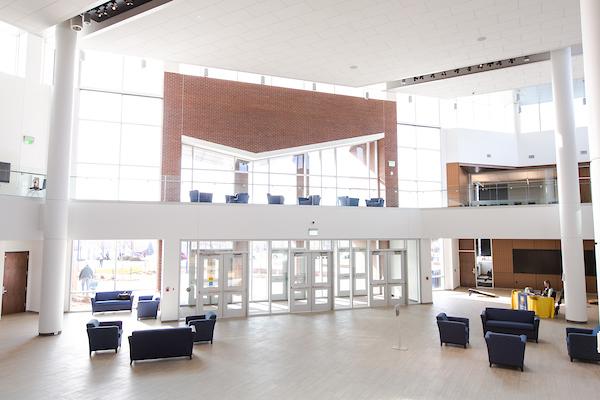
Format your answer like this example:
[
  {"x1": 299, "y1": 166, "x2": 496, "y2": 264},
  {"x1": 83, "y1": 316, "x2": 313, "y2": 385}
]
[
  {"x1": 298, "y1": 195, "x2": 320, "y2": 205},
  {"x1": 86, "y1": 319, "x2": 122, "y2": 355},
  {"x1": 226, "y1": 192, "x2": 249, "y2": 203},
  {"x1": 436, "y1": 313, "x2": 469, "y2": 348},
  {"x1": 365, "y1": 198, "x2": 384, "y2": 207},
  {"x1": 338, "y1": 196, "x2": 359, "y2": 206},
  {"x1": 137, "y1": 296, "x2": 160, "y2": 319},
  {"x1": 186, "y1": 312, "x2": 217, "y2": 343},
  {"x1": 566, "y1": 325, "x2": 600, "y2": 362},
  {"x1": 267, "y1": 193, "x2": 285, "y2": 204},
  {"x1": 485, "y1": 332, "x2": 527, "y2": 371}
]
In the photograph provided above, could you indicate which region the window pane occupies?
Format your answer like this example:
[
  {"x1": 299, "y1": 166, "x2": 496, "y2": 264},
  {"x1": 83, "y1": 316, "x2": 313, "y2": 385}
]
[
  {"x1": 120, "y1": 124, "x2": 162, "y2": 166},
  {"x1": 119, "y1": 166, "x2": 160, "y2": 201},
  {"x1": 122, "y1": 57, "x2": 164, "y2": 96},
  {"x1": 416, "y1": 149, "x2": 441, "y2": 181},
  {"x1": 79, "y1": 91, "x2": 122, "y2": 123},
  {"x1": 336, "y1": 145, "x2": 369, "y2": 178},
  {"x1": 415, "y1": 95, "x2": 439, "y2": 126},
  {"x1": 122, "y1": 95, "x2": 163, "y2": 126},
  {"x1": 416, "y1": 127, "x2": 440, "y2": 150},
  {"x1": 397, "y1": 124, "x2": 416, "y2": 148},
  {"x1": 397, "y1": 148, "x2": 417, "y2": 180},
  {"x1": 80, "y1": 50, "x2": 123, "y2": 92},
  {"x1": 77, "y1": 121, "x2": 121, "y2": 164}
]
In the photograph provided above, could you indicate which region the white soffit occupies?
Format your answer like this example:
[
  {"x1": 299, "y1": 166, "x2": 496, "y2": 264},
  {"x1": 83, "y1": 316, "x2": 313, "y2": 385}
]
[
  {"x1": 0, "y1": 0, "x2": 103, "y2": 33},
  {"x1": 181, "y1": 133, "x2": 385, "y2": 161},
  {"x1": 79, "y1": 0, "x2": 583, "y2": 87}
]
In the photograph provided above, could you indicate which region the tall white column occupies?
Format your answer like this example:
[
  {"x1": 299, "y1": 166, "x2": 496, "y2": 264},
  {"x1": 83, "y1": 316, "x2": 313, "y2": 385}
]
[
  {"x1": 551, "y1": 47, "x2": 587, "y2": 323},
  {"x1": 160, "y1": 237, "x2": 181, "y2": 322},
  {"x1": 38, "y1": 21, "x2": 77, "y2": 335},
  {"x1": 580, "y1": 0, "x2": 600, "y2": 324}
]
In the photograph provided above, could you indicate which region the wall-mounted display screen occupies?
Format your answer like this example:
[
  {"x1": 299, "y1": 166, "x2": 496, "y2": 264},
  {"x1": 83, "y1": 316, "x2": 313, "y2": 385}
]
[
  {"x1": 0, "y1": 162, "x2": 10, "y2": 183},
  {"x1": 513, "y1": 249, "x2": 596, "y2": 276}
]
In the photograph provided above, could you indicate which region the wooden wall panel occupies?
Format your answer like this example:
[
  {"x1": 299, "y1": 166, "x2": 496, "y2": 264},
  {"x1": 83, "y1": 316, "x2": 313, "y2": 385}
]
[
  {"x1": 494, "y1": 272, "x2": 514, "y2": 288},
  {"x1": 535, "y1": 274, "x2": 563, "y2": 290},
  {"x1": 491, "y1": 239, "x2": 512, "y2": 273},
  {"x1": 513, "y1": 273, "x2": 537, "y2": 288},
  {"x1": 512, "y1": 240, "x2": 535, "y2": 249},
  {"x1": 459, "y1": 239, "x2": 475, "y2": 251},
  {"x1": 586, "y1": 276, "x2": 598, "y2": 294},
  {"x1": 583, "y1": 240, "x2": 595, "y2": 251},
  {"x1": 459, "y1": 252, "x2": 476, "y2": 287},
  {"x1": 533, "y1": 240, "x2": 560, "y2": 249}
]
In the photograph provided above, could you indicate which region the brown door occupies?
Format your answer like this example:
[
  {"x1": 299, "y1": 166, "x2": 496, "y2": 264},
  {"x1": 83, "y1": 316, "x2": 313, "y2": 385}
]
[
  {"x1": 2, "y1": 251, "x2": 29, "y2": 315},
  {"x1": 459, "y1": 252, "x2": 476, "y2": 287}
]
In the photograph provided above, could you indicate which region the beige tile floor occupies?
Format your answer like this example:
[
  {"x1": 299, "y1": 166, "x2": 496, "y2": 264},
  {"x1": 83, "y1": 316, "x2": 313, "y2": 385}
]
[{"x1": 0, "y1": 289, "x2": 599, "y2": 400}]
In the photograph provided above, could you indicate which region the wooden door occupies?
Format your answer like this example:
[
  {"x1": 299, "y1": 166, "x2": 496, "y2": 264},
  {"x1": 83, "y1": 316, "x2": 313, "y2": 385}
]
[
  {"x1": 459, "y1": 252, "x2": 476, "y2": 287},
  {"x1": 2, "y1": 252, "x2": 29, "y2": 315}
]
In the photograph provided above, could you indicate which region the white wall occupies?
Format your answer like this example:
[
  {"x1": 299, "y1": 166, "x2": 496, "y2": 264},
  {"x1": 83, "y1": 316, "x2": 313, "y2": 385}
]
[
  {"x1": 443, "y1": 127, "x2": 591, "y2": 168},
  {"x1": 443, "y1": 128, "x2": 519, "y2": 166},
  {"x1": 0, "y1": 240, "x2": 43, "y2": 318},
  {"x1": 517, "y1": 127, "x2": 590, "y2": 166},
  {"x1": 0, "y1": 34, "x2": 51, "y2": 176}
]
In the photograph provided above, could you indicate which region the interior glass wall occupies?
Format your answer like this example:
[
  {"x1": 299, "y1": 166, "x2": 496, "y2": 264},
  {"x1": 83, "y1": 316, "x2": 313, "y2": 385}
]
[
  {"x1": 182, "y1": 140, "x2": 379, "y2": 205},
  {"x1": 431, "y1": 239, "x2": 444, "y2": 290},
  {"x1": 69, "y1": 239, "x2": 160, "y2": 311}
]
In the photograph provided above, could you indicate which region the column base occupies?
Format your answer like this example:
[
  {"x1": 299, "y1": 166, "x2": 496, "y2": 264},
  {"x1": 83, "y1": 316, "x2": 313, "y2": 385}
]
[
  {"x1": 565, "y1": 319, "x2": 587, "y2": 324},
  {"x1": 39, "y1": 331, "x2": 62, "y2": 336}
]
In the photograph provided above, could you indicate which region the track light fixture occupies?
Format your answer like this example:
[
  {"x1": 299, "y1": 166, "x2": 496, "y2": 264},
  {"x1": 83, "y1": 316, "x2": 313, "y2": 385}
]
[{"x1": 126, "y1": 0, "x2": 134, "y2": 5}]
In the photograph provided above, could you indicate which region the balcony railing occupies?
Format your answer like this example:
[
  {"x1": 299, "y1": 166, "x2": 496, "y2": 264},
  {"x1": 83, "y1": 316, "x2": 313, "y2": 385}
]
[{"x1": 0, "y1": 169, "x2": 592, "y2": 208}]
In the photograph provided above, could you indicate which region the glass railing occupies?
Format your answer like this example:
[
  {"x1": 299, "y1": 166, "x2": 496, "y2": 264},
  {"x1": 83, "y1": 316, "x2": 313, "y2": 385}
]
[
  {"x1": 2, "y1": 170, "x2": 592, "y2": 208},
  {"x1": 0, "y1": 170, "x2": 47, "y2": 198},
  {"x1": 447, "y1": 178, "x2": 591, "y2": 207}
]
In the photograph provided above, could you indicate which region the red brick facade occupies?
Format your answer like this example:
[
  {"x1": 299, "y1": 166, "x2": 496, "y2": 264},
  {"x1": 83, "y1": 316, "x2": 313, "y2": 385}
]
[{"x1": 162, "y1": 72, "x2": 398, "y2": 205}]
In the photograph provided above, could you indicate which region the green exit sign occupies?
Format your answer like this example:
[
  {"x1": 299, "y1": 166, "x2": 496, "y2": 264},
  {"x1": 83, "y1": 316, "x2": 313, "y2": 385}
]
[{"x1": 23, "y1": 135, "x2": 35, "y2": 144}]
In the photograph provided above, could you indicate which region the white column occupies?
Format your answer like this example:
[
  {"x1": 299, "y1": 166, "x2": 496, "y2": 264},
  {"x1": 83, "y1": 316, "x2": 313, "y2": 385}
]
[
  {"x1": 550, "y1": 47, "x2": 587, "y2": 323},
  {"x1": 580, "y1": 0, "x2": 600, "y2": 324},
  {"x1": 160, "y1": 237, "x2": 180, "y2": 322},
  {"x1": 419, "y1": 239, "x2": 432, "y2": 304},
  {"x1": 38, "y1": 21, "x2": 77, "y2": 335}
]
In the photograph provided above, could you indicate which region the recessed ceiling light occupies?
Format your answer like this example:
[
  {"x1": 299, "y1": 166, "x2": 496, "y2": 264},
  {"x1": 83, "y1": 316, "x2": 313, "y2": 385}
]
[
  {"x1": 349, "y1": 65, "x2": 358, "y2": 70},
  {"x1": 477, "y1": 36, "x2": 487, "y2": 42}
]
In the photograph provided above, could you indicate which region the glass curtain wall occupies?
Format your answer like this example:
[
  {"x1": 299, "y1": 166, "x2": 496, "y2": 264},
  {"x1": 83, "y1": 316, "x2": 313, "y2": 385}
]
[
  {"x1": 0, "y1": 21, "x2": 25, "y2": 76},
  {"x1": 69, "y1": 239, "x2": 160, "y2": 311},
  {"x1": 182, "y1": 140, "x2": 379, "y2": 205},
  {"x1": 396, "y1": 94, "x2": 443, "y2": 207},
  {"x1": 73, "y1": 50, "x2": 164, "y2": 201}
]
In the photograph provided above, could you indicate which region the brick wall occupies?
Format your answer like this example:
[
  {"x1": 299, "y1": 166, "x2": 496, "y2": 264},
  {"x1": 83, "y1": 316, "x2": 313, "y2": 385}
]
[{"x1": 162, "y1": 72, "x2": 398, "y2": 205}]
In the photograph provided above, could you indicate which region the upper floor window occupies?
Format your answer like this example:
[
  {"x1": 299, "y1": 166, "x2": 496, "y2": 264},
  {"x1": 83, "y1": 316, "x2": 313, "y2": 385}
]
[{"x1": 0, "y1": 21, "x2": 26, "y2": 77}]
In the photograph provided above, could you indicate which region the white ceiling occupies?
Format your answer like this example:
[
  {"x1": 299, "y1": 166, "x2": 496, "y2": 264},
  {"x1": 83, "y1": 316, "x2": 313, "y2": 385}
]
[
  {"x1": 0, "y1": 0, "x2": 102, "y2": 33},
  {"x1": 79, "y1": 0, "x2": 583, "y2": 89}
]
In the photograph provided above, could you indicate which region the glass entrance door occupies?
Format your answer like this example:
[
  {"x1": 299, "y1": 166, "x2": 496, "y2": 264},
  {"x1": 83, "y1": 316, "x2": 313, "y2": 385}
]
[
  {"x1": 198, "y1": 252, "x2": 247, "y2": 318},
  {"x1": 198, "y1": 254, "x2": 222, "y2": 315},
  {"x1": 290, "y1": 251, "x2": 332, "y2": 312},
  {"x1": 271, "y1": 249, "x2": 289, "y2": 313},
  {"x1": 290, "y1": 252, "x2": 310, "y2": 312},
  {"x1": 334, "y1": 242, "x2": 352, "y2": 309},
  {"x1": 223, "y1": 253, "x2": 246, "y2": 317},
  {"x1": 369, "y1": 250, "x2": 407, "y2": 307}
]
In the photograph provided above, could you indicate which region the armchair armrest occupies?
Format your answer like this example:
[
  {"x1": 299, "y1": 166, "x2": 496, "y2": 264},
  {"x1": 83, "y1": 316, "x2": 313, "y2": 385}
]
[
  {"x1": 138, "y1": 295, "x2": 154, "y2": 301},
  {"x1": 567, "y1": 333, "x2": 598, "y2": 353},
  {"x1": 566, "y1": 327, "x2": 594, "y2": 336},
  {"x1": 533, "y1": 317, "x2": 540, "y2": 330},
  {"x1": 480, "y1": 311, "x2": 487, "y2": 325},
  {"x1": 448, "y1": 316, "x2": 469, "y2": 328},
  {"x1": 185, "y1": 315, "x2": 207, "y2": 324},
  {"x1": 99, "y1": 320, "x2": 123, "y2": 330}
]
